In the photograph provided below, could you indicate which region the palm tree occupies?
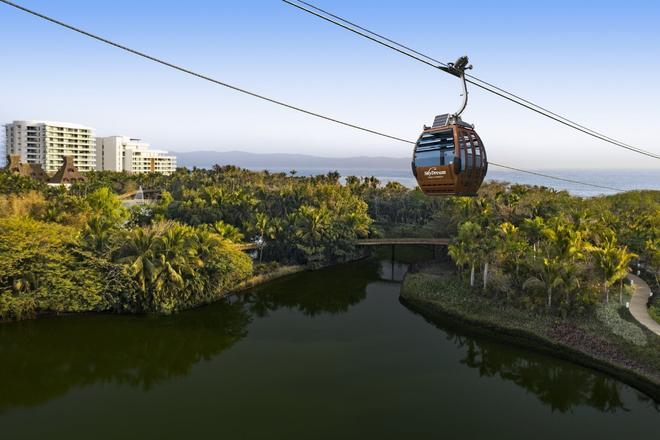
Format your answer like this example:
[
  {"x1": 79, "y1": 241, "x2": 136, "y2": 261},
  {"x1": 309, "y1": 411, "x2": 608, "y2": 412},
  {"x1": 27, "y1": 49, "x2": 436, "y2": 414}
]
[
  {"x1": 451, "y1": 221, "x2": 483, "y2": 287},
  {"x1": 448, "y1": 241, "x2": 470, "y2": 278},
  {"x1": 152, "y1": 226, "x2": 199, "y2": 303},
  {"x1": 117, "y1": 227, "x2": 159, "y2": 296},
  {"x1": 523, "y1": 255, "x2": 567, "y2": 309},
  {"x1": 295, "y1": 205, "x2": 330, "y2": 263},
  {"x1": 253, "y1": 212, "x2": 273, "y2": 262},
  {"x1": 521, "y1": 216, "x2": 545, "y2": 256},
  {"x1": 210, "y1": 220, "x2": 244, "y2": 243},
  {"x1": 83, "y1": 215, "x2": 115, "y2": 253},
  {"x1": 498, "y1": 222, "x2": 529, "y2": 278},
  {"x1": 589, "y1": 236, "x2": 637, "y2": 304}
]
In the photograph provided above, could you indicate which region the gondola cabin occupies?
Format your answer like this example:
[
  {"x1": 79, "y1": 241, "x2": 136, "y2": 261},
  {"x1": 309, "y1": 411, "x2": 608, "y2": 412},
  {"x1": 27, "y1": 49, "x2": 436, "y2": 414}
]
[{"x1": 412, "y1": 113, "x2": 487, "y2": 196}]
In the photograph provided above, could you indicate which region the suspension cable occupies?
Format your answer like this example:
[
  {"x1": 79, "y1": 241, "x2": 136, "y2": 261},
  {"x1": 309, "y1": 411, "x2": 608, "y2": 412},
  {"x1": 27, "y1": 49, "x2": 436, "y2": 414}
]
[
  {"x1": 0, "y1": 0, "x2": 626, "y2": 192},
  {"x1": 283, "y1": 0, "x2": 660, "y2": 161},
  {"x1": 487, "y1": 162, "x2": 622, "y2": 192}
]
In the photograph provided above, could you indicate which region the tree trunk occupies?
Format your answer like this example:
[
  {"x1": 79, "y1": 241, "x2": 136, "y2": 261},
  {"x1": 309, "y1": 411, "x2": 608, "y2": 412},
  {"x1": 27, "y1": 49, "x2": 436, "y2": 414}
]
[
  {"x1": 619, "y1": 280, "x2": 623, "y2": 305},
  {"x1": 470, "y1": 264, "x2": 475, "y2": 287},
  {"x1": 483, "y1": 262, "x2": 489, "y2": 290},
  {"x1": 547, "y1": 287, "x2": 552, "y2": 308}
]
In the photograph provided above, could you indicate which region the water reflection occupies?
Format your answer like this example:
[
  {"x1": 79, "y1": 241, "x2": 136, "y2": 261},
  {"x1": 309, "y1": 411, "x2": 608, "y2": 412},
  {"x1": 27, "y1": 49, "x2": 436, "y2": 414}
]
[
  {"x1": 0, "y1": 257, "x2": 656, "y2": 427},
  {"x1": 404, "y1": 301, "x2": 658, "y2": 412},
  {"x1": 0, "y1": 300, "x2": 250, "y2": 413},
  {"x1": 377, "y1": 260, "x2": 410, "y2": 282},
  {"x1": 240, "y1": 262, "x2": 375, "y2": 317}
]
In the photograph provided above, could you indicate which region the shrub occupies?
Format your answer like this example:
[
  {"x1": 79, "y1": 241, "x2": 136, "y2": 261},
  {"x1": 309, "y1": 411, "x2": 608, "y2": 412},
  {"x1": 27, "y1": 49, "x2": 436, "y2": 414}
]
[
  {"x1": 595, "y1": 304, "x2": 647, "y2": 346},
  {"x1": 0, "y1": 216, "x2": 110, "y2": 321}
]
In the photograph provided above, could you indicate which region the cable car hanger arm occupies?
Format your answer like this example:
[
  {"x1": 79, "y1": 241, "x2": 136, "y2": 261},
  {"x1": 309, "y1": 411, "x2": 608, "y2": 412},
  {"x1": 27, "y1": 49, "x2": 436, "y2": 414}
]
[{"x1": 440, "y1": 56, "x2": 472, "y2": 118}]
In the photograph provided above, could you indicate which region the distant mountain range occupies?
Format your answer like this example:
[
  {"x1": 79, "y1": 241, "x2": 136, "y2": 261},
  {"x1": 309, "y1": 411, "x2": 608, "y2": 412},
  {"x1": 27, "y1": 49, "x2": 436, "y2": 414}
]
[{"x1": 170, "y1": 150, "x2": 410, "y2": 171}]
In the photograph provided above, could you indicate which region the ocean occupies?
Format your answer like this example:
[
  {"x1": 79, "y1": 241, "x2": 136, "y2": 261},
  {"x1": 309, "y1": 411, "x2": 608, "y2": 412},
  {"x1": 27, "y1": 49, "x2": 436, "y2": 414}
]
[{"x1": 250, "y1": 167, "x2": 659, "y2": 198}]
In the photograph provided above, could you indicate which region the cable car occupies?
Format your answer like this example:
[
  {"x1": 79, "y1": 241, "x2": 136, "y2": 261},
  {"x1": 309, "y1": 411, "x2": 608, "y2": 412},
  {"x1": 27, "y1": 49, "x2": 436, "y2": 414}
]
[{"x1": 412, "y1": 56, "x2": 488, "y2": 196}]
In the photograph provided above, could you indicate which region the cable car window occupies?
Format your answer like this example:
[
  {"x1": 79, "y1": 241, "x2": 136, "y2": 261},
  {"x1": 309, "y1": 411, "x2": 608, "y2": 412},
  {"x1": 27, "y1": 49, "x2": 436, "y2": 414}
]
[
  {"x1": 415, "y1": 149, "x2": 441, "y2": 167},
  {"x1": 443, "y1": 149, "x2": 455, "y2": 165},
  {"x1": 415, "y1": 130, "x2": 454, "y2": 167},
  {"x1": 461, "y1": 131, "x2": 474, "y2": 172},
  {"x1": 459, "y1": 132, "x2": 468, "y2": 172},
  {"x1": 471, "y1": 133, "x2": 482, "y2": 168}
]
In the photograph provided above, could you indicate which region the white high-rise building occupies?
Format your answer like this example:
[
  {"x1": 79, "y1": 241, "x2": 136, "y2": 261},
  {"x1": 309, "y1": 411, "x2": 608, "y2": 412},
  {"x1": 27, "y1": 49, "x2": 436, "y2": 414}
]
[
  {"x1": 96, "y1": 136, "x2": 176, "y2": 175},
  {"x1": 4, "y1": 120, "x2": 96, "y2": 172}
]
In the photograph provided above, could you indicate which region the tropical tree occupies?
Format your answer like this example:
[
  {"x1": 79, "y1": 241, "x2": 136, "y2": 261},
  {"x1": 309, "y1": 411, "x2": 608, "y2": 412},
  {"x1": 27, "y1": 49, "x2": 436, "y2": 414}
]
[
  {"x1": 449, "y1": 221, "x2": 483, "y2": 287},
  {"x1": 295, "y1": 205, "x2": 330, "y2": 264},
  {"x1": 116, "y1": 225, "x2": 159, "y2": 299},
  {"x1": 211, "y1": 220, "x2": 244, "y2": 243},
  {"x1": 497, "y1": 222, "x2": 529, "y2": 278},
  {"x1": 589, "y1": 235, "x2": 637, "y2": 304},
  {"x1": 521, "y1": 216, "x2": 545, "y2": 256}
]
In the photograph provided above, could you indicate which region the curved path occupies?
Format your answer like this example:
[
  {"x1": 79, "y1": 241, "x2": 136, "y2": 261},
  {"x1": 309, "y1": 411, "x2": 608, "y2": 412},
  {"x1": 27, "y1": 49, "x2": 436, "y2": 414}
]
[{"x1": 627, "y1": 274, "x2": 660, "y2": 336}]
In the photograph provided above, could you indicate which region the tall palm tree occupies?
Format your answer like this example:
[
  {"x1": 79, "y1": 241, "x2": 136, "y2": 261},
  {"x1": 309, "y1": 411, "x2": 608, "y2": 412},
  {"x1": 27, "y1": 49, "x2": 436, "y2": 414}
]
[
  {"x1": 451, "y1": 221, "x2": 483, "y2": 287},
  {"x1": 521, "y1": 216, "x2": 545, "y2": 256},
  {"x1": 589, "y1": 236, "x2": 637, "y2": 304},
  {"x1": 523, "y1": 255, "x2": 567, "y2": 309}
]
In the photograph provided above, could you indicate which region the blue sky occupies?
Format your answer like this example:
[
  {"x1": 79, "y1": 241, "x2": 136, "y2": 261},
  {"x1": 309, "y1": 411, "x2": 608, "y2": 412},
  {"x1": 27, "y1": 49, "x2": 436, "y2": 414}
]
[{"x1": 1, "y1": 0, "x2": 659, "y2": 169}]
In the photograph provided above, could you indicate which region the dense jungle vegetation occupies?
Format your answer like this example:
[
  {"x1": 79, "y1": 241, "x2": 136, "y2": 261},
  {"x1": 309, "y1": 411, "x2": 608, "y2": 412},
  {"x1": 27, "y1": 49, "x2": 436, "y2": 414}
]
[{"x1": 0, "y1": 166, "x2": 658, "y2": 322}]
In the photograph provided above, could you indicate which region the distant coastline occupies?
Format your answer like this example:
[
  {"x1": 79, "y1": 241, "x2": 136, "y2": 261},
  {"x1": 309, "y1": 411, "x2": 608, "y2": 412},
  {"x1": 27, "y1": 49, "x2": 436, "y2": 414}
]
[
  {"x1": 172, "y1": 150, "x2": 660, "y2": 197},
  {"x1": 171, "y1": 150, "x2": 411, "y2": 170}
]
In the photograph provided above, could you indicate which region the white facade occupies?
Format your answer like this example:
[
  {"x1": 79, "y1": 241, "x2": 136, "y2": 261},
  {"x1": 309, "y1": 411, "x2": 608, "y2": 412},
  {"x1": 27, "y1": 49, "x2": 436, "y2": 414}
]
[
  {"x1": 4, "y1": 120, "x2": 96, "y2": 172},
  {"x1": 96, "y1": 136, "x2": 176, "y2": 175}
]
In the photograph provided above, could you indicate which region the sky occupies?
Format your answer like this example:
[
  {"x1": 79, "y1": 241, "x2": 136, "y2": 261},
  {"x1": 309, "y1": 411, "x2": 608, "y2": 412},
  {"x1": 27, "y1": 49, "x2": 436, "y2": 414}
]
[{"x1": 1, "y1": 0, "x2": 659, "y2": 169}]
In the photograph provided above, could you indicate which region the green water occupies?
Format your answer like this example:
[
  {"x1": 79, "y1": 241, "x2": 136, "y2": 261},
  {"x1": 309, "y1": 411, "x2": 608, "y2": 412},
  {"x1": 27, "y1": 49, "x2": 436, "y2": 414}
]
[{"x1": 0, "y1": 257, "x2": 657, "y2": 439}]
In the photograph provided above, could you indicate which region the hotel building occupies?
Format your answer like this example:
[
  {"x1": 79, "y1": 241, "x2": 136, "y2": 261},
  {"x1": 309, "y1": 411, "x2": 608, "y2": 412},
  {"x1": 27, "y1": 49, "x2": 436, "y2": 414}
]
[
  {"x1": 4, "y1": 120, "x2": 96, "y2": 172},
  {"x1": 96, "y1": 136, "x2": 176, "y2": 175}
]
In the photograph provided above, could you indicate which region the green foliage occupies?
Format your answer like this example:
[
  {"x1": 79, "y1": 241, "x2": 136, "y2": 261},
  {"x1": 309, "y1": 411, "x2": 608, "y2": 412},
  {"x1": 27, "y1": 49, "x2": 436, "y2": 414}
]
[
  {"x1": 0, "y1": 171, "x2": 46, "y2": 195},
  {"x1": 649, "y1": 305, "x2": 660, "y2": 325},
  {"x1": 595, "y1": 304, "x2": 647, "y2": 346},
  {"x1": 114, "y1": 221, "x2": 252, "y2": 314},
  {"x1": 1, "y1": 167, "x2": 657, "y2": 323},
  {"x1": 435, "y1": 183, "x2": 658, "y2": 316},
  {"x1": 0, "y1": 217, "x2": 110, "y2": 320}
]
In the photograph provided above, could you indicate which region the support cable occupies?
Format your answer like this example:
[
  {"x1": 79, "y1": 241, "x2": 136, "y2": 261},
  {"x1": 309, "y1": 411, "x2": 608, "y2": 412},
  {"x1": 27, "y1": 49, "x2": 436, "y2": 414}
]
[
  {"x1": 0, "y1": 0, "x2": 626, "y2": 192},
  {"x1": 283, "y1": 0, "x2": 660, "y2": 160}
]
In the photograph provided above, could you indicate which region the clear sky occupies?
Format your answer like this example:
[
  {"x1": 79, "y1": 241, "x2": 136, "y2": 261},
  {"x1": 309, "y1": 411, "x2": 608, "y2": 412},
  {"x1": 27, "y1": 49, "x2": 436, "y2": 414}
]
[{"x1": 1, "y1": 0, "x2": 659, "y2": 169}]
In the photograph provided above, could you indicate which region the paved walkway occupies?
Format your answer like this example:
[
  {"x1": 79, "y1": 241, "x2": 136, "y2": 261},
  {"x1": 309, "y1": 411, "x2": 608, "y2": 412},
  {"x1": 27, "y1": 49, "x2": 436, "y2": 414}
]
[{"x1": 627, "y1": 274, "x2": 660, "y2": 336}]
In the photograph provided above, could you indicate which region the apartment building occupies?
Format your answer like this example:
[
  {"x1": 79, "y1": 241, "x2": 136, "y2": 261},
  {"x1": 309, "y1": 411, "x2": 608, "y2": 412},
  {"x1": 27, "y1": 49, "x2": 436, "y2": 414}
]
[
  {"x1": 4, "y1": 120, "x2": 96, "y2": 172},
  {"x1": 96, "y1": 136, "x2": 176, "y2": 175}
]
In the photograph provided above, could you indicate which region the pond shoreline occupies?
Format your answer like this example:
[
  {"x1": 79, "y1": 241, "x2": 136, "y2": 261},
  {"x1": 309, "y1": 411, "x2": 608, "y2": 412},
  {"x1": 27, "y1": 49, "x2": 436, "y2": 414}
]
[
  {"x1": 401, "y1": 271, "x2": 660, "y2": 402},
  {"x1": 0, "y1": 254, "x2": 371, "y2": 324}
]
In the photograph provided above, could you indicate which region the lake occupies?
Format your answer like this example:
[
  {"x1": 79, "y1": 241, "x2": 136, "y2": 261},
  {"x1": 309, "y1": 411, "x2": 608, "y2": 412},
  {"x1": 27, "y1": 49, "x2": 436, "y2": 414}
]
[{"x1": 0, "y1": 254, "x2": 657, "y2": 439}]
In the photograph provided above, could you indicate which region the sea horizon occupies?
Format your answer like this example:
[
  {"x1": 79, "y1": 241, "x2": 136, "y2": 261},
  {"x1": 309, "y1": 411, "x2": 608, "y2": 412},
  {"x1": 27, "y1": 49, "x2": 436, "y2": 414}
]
[{"x1": 239, "y1": 166, "x2": 659, "y2": 197}]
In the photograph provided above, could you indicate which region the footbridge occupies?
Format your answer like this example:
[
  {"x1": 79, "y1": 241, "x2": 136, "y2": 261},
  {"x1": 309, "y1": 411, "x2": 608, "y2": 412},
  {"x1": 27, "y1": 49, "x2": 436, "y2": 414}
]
[
  {"x1": 234, "y1": 238, "x2": 451, "y2": 255},
  {"x1": 355, "y1": 238, "x2": 450, "y2": 246},
  {"x1": 356, "y1": 238, "x2": 451, "y2": 261}
]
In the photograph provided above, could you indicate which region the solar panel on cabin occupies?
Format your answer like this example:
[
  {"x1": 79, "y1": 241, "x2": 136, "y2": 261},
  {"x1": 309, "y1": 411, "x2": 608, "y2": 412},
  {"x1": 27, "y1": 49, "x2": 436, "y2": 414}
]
[{"x1": 432, "y1": 114, "x2": 450, "y2": 127}]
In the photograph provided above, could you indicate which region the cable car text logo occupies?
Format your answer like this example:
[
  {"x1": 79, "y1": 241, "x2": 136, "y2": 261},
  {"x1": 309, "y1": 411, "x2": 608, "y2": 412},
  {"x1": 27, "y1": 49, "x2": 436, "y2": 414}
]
[{"x1": 424, "y1": 167, "x2": 446, "y2": 178}]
